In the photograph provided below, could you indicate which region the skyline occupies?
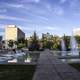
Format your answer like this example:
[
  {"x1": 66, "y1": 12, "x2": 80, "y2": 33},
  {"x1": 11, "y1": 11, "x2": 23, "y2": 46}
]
[{"x1": 0, "y1": 0, "x2": 80, "y2": 37}]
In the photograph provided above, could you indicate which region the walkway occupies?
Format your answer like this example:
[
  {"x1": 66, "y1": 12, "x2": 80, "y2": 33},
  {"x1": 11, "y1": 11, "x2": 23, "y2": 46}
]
[{"x1": 33, "y1": 50, "x2": 80, "y2": 80}]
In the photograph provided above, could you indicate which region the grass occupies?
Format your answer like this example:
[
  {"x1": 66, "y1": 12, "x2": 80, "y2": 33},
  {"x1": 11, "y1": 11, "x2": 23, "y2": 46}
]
[
  {"x1": 0, "y1": 64, "x2": 36, "y2": 80},
  {"x1": 69, "y1": 63, "x2": 80, "y2": 71}
]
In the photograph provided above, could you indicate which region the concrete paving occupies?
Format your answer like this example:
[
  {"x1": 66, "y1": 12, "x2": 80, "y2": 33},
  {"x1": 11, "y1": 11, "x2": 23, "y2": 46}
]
[{"x1": 33, "y1": 50, "x2": 80, "y2": 80}]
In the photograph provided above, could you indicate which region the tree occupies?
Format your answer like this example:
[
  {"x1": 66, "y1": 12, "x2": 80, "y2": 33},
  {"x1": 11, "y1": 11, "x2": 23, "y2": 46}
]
[
  {"x1": 75, "y1": 36, "x2": 80, "y2": 48},
  {"x1": 52, "y1": 35, "x2": 60, "y2": 50},
  {"x1": 25, "y1": 39, "x2": 28, "y2": 47},
  {"x1": 17, "y1": 38, "x2": 26, "y2": 49},
  {"x1": 28, "y1": 31, "x2": 40, "y2": 51},
  {"x1": 41, "y1": 33, "x2": 53, "y2": 49},
  {"x1": 18, "y1": 38, "x2": 25, "y2": 44},
  {"x1": 13, "y1": 38, "x2": 27, "y2": 49},
  {"x1": 42, "y1": 33, "x2": 47, "y2": 48},
  {"x1": 8, "y1": 40, "x2": 14, "y2": 48}
]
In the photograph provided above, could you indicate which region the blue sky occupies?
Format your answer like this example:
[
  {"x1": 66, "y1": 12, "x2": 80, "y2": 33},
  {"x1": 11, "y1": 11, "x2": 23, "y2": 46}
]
[{"x1": 0, "y1": 0, "x2": 80, "y2": 37}]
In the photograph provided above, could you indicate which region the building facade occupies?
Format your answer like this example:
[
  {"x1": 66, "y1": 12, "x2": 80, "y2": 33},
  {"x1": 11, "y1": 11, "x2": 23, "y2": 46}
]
[
  {"x1": 5, "y1": 25, "x2": 25, "y2": 48},
  {"x1": 73, "y1": 28, "x2": 80, "y2": 36},
  {"x1": 0, "y1": 36, "x2": 2, "y2": 41},
  {"x1": 0, "y1": 36, "x2": 2, "y2": 49}
]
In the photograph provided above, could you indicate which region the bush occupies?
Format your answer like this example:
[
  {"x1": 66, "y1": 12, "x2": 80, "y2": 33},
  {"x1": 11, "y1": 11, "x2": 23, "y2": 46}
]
[{"x1": 17, "y1": 43, "x2": 25, "y2": 49}]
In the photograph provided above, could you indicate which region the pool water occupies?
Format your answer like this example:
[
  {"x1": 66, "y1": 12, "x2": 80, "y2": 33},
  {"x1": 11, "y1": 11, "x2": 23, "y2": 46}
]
[{"x1": 0, "y1": 51, "x2": 40, "y2": 64}]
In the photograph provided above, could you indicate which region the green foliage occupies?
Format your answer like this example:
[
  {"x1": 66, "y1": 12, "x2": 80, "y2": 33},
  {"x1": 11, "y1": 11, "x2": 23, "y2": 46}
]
[
  {"x1": 25, "y1": 39, "x2": 28, "y2": 47},
  {"x1": 0, "y1": 65, "x2": 36, "y2": 80},
  {"x1": 42, "y1": 33, "x2": 60, "y2": 50},
  {"x1": 8, "y1": 32, "x2": 80, "y2": 51},
  {"x1": 18, "y1": 38, "x2": 25, "y2": 44},
  {"x1": 17, "y1": 43, "x2": 25, "y2": 49},
  {"x1": 8, "y1": 40, "x2": 14, "y2": 48},
  {"x1": 28, "y1": 31, "x2": 40, "y2": 51},
  {"x1": 42, "y1": 33, "x2": 53, "y2": 49},
  {"x1": 69, "y1": 63, "x2": 80, "y2": 71},
  {"x1": 52, "y1": 35, "x2": 60, "y2": 50},
  {"x1": 75, "y1": 36, "x2": 80, "y2": 48},
  {"x1": 14, "y1": 38, "x2": 28, "y2": 49}
]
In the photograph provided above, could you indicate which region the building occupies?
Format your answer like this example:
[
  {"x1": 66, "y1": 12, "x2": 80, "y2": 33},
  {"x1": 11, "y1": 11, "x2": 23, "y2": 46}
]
[
  {"x1": 0, "y1": 36, "x2": 2, "y2": 41},
  {"x1": 5, "y1": 25, "x2": 25, "y2": 41},
  {"x1": 73, "y1": 28, "x2": 80, "y2": 36},
  {"x1": 0, "y1": 36, "x2": 2, "y2": 49},
  {"x1": 5, "y1": 25, "x2": 25, "y2": 48},
  {"x1": 42, "y1": 33, "x2": 53, "y2": 40}
]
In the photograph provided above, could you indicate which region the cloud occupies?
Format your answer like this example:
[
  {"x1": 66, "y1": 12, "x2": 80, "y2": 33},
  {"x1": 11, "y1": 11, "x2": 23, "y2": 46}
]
[
  {"x1": 68, "y1": 0, "x2": 80, "y2": 14},
  {"x1": 18, "y1": 25, "x2": 60, "y2": 32},
  {"x1": 0, "y1": 24, "x2": 5, "y2": 29},
  {"x1": 69, "y1": 0, "x2": 80, "y2": 8},
  {"x1": 60, "y1": 0, "x2": 66, "y2": 4},
  {"x1": 18, "y1": 26, "x2": 33, "y2": 31},
  {"x1": 53, "y1": 6, "x2": 64, "y2": 16},
  {"x1": 43, "y1": 3, "x2": 64, "y2": 16},
  {"x1": 73, "y1": 12, "x2": 80, "y2": 17},
  {"x1": 44, "y1": 3, "x2": 52, "y2": 12},
  {"x1": 35, "y1": 0, "x2": 40, "y2": 3},
  {"x1": 0, "y1": 15, "x2": 41, "y2": 24},
  {"x1": 3, "y1": 2, "x2": 24, "y2": 8},
  {"x1": 36, "y1": 15, "x2": 49, "y2": 21},
  {"x1": 8, "y1": 4, "x2": 24, "y2": 8},
  {"x1": 0, "y1": 9, "x2": 7, "y2": 13},
  {"x1": 18, "y1": 25, "x2": 42, "y2": 32},
  {"x1": 20, "y1": 0, "x2": 40, "y2": 3},
  {"x1": 46, "y1": 26, "x2": 59, "y2": 30},
  {"x1": 0, "y1": 15, "x2": 27, "y2": 21}
]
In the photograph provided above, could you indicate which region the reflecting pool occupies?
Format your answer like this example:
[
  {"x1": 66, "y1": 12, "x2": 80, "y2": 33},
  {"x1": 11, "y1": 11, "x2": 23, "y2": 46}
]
[{"x1": 0, "y1": 50, "x2": 40, "y2": 64}]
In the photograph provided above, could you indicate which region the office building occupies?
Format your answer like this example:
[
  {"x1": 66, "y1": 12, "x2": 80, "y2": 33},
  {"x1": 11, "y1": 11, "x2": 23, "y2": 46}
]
[
  {"x1": 0, "y1": 36, "x2": 2, "y2": 49},
  {"x1": 73, "y1": 28, "x2": 80, "y2": 36},
  {"x1": 5, "y1": 25, "x2": 25, "y2": 41},
  {"x1": 0, "y1": 36, "x2": 2, "y2": 41},
  {"x1": 5, "y1": 25, "x2": 25, "y2": 48}
]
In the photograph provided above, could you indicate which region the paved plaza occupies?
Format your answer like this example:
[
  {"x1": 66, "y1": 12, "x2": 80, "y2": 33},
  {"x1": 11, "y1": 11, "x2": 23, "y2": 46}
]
[{"x1": 33, "y1": 50, "x2": 80, "y2": 80}]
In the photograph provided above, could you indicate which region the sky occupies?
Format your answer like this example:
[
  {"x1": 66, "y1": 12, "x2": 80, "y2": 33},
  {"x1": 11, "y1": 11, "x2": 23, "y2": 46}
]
[{"x1": 0, "y1": 0, "x2": 80, "y2": 38}]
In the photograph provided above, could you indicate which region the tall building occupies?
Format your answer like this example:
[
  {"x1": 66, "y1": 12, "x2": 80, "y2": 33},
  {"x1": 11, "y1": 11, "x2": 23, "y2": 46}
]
[
  {"x1": 73, "y1": 28, "x2": 80, "y2": 36},
  {"x1": 0, "y1": 36, "x2": 2, "y2": 41},
  {"x1": 42, "y1": 33, "x2": 53, "y2": 40},
  {"x1": 5, "y1": 25, "x2": 25, "y2": 41},
  {"x1": 0, "y1": 36, "x2": 2, "y2": 49},
  {"x1": 5, "y1": 25, "x2": 25, "y2": 48}
]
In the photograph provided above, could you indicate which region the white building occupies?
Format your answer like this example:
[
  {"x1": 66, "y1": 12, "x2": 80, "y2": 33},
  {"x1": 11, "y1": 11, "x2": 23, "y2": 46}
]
[
  {"x1": 5, "y1": 25, "x2": 25, "y2": 48},
  {"x1": 73, "y1": 28, "x2": 80, "y2": 36}
]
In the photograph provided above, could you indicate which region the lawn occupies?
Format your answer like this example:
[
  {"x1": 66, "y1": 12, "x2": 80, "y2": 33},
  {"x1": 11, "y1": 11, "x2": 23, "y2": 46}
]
[
  {"x1": 69, "y1": 63, "x2": 80, "y2": 71},
  {"x1": 0, "y1": 64, "x2": 36, "y2": 80}
]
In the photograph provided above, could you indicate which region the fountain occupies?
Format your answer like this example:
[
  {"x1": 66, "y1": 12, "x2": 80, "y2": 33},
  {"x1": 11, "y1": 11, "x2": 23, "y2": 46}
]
[
  {"x1": 8, "y1": 59, "x2": 17, "y2": 63},
  {"x1": 61, "y1": 39, "x2": 66, "y2": 56},
  {"x1": 24, "y1": 53, "x2": 31, "y2": 63},
  {"x1": 70, "y1": 35, "x2": 79, "y2": 56}
]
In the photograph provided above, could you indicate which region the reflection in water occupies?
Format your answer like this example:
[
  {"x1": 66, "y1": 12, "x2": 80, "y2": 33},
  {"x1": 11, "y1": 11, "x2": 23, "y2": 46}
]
[
  {"x1": 8, "y1": 59, "x2": 17, "y2": 63},
  {"x1": 0, "y1": 50, "x2": 39, "y2": 64},
  {"x1": 24, "y1": 53, "x2": 32, "y2": 63},
  {"x1": 61, "y1": 58, "x2": 80, "y2": 63},
  {"x1": 70, "y1": 36, "x2": 79, "y2": 55},
  {"x1": 59, "y1": 51, "x2": 80, "y2": 63},
  {"x1": 24, "y1": 58, "x2": 31, "y2": 63}
]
